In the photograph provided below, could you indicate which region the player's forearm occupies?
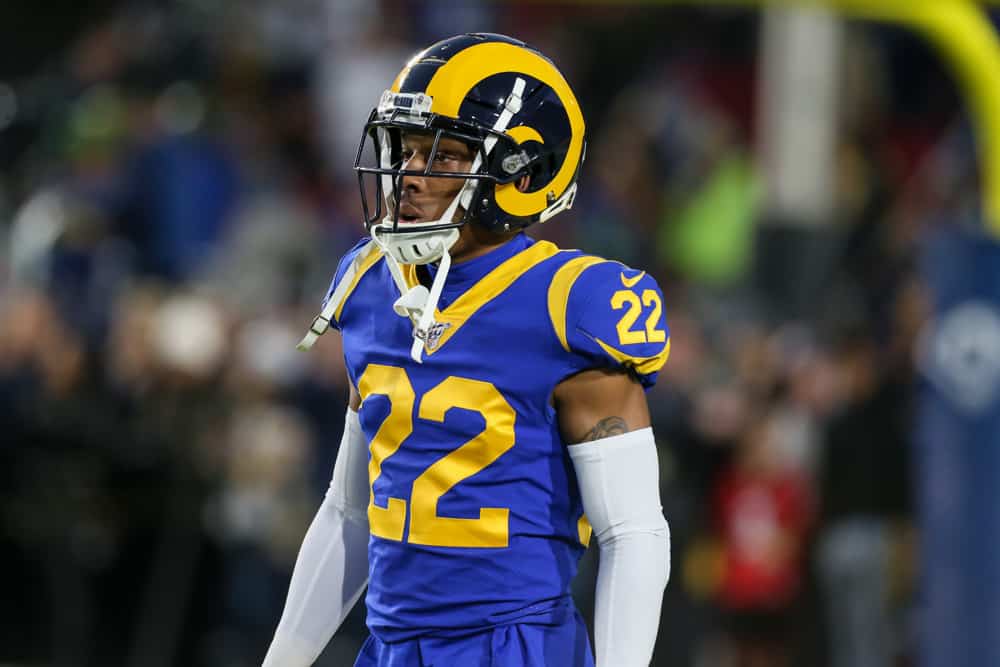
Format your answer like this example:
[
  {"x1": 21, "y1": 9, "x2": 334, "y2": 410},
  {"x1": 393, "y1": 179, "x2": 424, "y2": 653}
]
[
  {"x1": 569, "y1": 426, "x2": 671, "y2": 667},
  {"x1": 263, "y1": 500, "x2": 369, "y2": 667},
  {"x1": 263, "y1": 409, "x2": 370, "y2": 667},
  {"x1": 593, "y1": 527, "x2": 670, "y2": 666}
]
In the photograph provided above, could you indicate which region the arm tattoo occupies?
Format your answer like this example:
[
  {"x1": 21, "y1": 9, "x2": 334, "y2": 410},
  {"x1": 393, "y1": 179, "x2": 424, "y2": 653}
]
[{"x1": 580, "y1": 416, "x2": 629, "y2": 442}]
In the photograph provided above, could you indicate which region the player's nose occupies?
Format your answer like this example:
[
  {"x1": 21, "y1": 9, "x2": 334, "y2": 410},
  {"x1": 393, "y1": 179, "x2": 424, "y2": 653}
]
[{"x1": 401, "y1": 155, "x2": 426, "y2": 191}]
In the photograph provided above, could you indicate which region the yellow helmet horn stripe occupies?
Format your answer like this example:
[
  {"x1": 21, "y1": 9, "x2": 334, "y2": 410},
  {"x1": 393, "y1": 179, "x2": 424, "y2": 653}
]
[
  {"x1": 420, "y1": 42, "x2": 585, "y2": 218},
  {"x1": 506, "y1": 125, "x2": 545, "y2": 146}
]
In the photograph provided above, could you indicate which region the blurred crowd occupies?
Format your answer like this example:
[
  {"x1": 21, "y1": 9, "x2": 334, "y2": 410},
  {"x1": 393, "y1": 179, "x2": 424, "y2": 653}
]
[{"x1": 0, "y1": 2, "x2": 980, "y2": 666}]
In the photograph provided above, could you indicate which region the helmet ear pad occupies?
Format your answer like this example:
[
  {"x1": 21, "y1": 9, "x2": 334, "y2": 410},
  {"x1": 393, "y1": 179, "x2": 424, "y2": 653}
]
[{"x1": 469, "y1": 131, "x2": 572, "y2": 233}]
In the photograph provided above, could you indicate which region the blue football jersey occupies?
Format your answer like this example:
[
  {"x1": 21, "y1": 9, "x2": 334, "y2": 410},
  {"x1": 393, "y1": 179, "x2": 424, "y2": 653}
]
[{"x1": 323, "y1": 233, "x2": 670, "y2": 642}]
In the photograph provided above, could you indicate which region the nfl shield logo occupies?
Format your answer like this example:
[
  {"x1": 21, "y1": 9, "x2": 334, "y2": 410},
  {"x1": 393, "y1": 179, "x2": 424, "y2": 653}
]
[{"x1": 423, "y1": 321, "x2": 451, "y2": 352}]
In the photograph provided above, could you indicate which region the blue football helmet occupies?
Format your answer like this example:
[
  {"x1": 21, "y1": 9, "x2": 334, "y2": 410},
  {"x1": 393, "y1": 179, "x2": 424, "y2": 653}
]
[{"x1": 355, "y1": 33, "x2": 586, "y2": 265}]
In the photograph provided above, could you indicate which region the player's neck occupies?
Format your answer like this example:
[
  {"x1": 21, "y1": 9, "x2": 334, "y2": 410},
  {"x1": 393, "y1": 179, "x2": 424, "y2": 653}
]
[
  {"x1": 449, "y1": 225, "x2": 519, "y2": 264},
  {"x1": 421, "y1": 232, "x2": 526, "y2": 291}
]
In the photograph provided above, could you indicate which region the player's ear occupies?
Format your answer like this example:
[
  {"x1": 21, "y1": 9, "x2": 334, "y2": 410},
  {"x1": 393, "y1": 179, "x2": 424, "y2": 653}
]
[{"x1": 516, "y1": 174, "x2": 531, "y2": 193}]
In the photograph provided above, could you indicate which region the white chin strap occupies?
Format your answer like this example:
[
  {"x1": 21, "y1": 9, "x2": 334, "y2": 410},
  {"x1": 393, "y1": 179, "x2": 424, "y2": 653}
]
[
  {"x1": 372, "y1": 228, "x2": 454, "y2": 364},
  {"x1": 382, "y1": 240, "x2": 451, "y2": 364}
]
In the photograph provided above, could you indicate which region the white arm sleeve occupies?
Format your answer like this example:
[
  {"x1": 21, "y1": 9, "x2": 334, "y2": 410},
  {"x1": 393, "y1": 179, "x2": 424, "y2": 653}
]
[
  {"x1": 262, "y1": 409, "x2": 371, "y2": 667},
  {"x1": 569, "y1": 427, "x2": 671, "y2": 667}
]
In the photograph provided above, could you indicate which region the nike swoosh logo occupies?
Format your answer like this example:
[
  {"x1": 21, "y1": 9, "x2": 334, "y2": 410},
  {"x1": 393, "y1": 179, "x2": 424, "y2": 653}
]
[{"x1": 620, "y1": 271, "x2": 645, "y2": 288}]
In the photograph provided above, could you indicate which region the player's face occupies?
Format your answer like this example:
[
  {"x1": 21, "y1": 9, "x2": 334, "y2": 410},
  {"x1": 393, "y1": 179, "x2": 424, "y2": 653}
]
[{"x1": 397, "y1": 132, "x2": 475, "y2": 225}]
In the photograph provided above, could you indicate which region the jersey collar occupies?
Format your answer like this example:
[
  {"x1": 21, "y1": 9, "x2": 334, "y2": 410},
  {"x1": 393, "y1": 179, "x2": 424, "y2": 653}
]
[{"x1": 427, "y1": 233, "x2": 533, "y2": 305}]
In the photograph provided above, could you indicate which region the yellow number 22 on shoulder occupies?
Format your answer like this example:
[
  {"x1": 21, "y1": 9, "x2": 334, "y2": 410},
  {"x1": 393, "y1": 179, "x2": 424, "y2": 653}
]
[{"x1": 611, "y1": 288, "x2": 666, "y2": 346}]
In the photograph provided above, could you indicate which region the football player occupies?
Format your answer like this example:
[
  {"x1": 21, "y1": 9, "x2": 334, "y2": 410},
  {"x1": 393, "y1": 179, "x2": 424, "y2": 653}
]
[{"x1": 263, "y1": 33, "x2": 670, "y2": 667}]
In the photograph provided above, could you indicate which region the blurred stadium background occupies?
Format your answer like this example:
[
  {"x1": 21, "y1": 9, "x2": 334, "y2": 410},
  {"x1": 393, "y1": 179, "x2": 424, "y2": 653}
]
[{"x1": 2, "y1": 1, "x2": 1000, "y2": 666}]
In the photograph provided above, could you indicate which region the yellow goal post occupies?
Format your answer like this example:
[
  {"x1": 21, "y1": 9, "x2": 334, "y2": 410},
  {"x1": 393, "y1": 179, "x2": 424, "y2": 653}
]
[{"x1": 570, "y1": 0, "x2": 1000, "y2": 237}]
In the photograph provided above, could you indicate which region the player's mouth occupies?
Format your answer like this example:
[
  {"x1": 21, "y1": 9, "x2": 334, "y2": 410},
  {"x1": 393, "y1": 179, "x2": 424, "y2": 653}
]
[{"x1": 398, "y1": 202, "x2": 425, "y2": 224}]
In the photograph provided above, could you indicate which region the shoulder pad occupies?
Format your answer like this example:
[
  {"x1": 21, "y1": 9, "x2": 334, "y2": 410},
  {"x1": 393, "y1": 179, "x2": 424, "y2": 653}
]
[
  {"x1": 298, "y1": 238, "x2": 381, "y2": 350},
  {"x1": 547, "y1": 257, "x2": 670, "y2": 387},
  {"x1": 321, "y1": 237, "x2": 381, "y2": 325}
]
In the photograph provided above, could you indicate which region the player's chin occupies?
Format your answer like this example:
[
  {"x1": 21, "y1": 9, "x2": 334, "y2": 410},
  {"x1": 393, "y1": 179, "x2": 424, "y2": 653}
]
[{"x1": 390, "y1": 202, "x2": 465, "y2": 226}]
